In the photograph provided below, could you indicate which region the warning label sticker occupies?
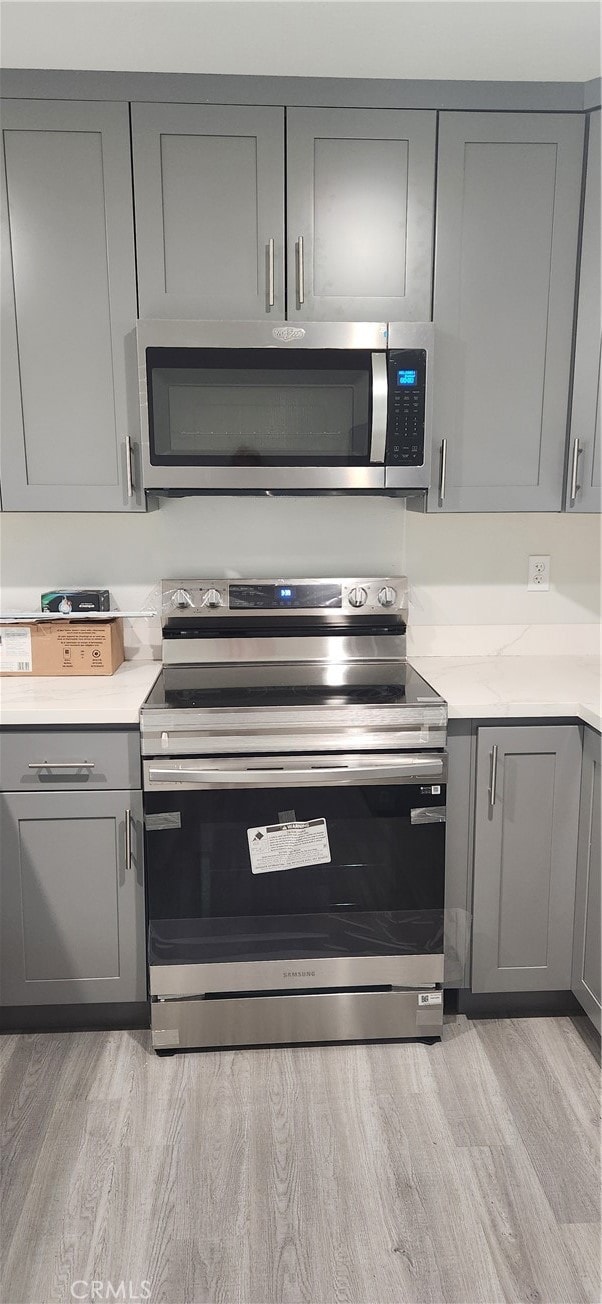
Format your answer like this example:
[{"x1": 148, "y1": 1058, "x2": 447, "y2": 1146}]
[{"x1": 247, "y1": 817, "x2": 331, "y2": 875}]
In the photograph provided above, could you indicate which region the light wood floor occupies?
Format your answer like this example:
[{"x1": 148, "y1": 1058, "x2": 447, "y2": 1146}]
[{"x1": 1, "y1": 1014, "x2": 600, "y2": 1304}]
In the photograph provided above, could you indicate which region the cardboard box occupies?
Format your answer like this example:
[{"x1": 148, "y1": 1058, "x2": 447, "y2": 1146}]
[{"x1": 0, "y1": 620, "x2": 124, "y2": 676}]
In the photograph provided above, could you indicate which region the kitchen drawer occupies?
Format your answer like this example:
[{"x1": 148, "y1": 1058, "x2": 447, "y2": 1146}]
[{"x1": 0, "y1": 728, "x2": 141, "y2": 791}]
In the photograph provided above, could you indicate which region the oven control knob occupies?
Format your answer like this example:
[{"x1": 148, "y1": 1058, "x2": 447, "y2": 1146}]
[
  {"x1": 172, "y1": 588, "x2": 194, "y2": 609},
  {"x1": 378, "y1": 586, "x2": 397, "y2": 608},
  {"x1": 201, "y1": 588, "x2": 224, "y2": 609},
  {"x1": 348, "y1": 585, "x2": 368, "y2": 608}
]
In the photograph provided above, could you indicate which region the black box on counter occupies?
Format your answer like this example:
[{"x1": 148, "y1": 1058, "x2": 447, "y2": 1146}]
[{"x1": 41, "y1": 589, "x2": 110, "y2": 614}]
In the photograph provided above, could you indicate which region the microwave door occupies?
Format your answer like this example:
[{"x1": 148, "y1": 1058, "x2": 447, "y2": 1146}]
[{"x1": 369, "y1": 353, "x2": 388, "y2": 465}]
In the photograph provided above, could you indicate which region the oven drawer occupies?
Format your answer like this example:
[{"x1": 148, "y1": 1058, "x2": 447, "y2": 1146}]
[
  {"x1": 0, "y1": 729, "x2": 141, "y2": 791},
  {"x1": 151, "y1": 988, "x2": 443, "y2": 1050}
]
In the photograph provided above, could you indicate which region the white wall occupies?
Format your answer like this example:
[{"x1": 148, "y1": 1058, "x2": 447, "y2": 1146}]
[
  {"x1": 1, "y1": 501, "x2": 599, "y2": 639},
  {"x1": 0, "y1": 496, "x2": 406, "y2": 615},
  {"x1": 1, "y1": 0, "x2": 600, "y2": 82},
  {"x1": 405, "y1": 509, "x2": 601, "y2": 626}
]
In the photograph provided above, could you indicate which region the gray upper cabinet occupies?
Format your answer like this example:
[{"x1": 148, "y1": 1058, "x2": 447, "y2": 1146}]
[
  {"x1": 131, "y1": 104, "x2": 285, "y2": 320},
  {"x1": 431, "y1": 113, "x2": 584, "y2": 512},
  {"x1": 566, "y1": 111, "x2": 601, "y2": 513},
  {"x1": 571, "y1": 727, "x2": 601, "y2": 1032},
  {"x1": 286, "y1": 109, "x2": 436, "y2": 322},
  {"x1": 0, "y1": 100, "x2": 142, "y2": 511},
  {"x1": 471, "y1": 725, "x2": 581, "y2": 993},
  {"x1": 0, "y1": 788, "x2": 145, "y2": 1006}
]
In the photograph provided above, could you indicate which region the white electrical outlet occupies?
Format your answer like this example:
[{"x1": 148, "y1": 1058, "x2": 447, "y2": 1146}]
[{"x1": 528, "y1": 555, "x2": 550, "y2": 591}]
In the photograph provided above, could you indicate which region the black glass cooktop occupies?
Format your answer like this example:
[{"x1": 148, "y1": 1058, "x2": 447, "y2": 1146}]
[{"x1": 143, "y1": 662, "x2": 443, "y2": 711}]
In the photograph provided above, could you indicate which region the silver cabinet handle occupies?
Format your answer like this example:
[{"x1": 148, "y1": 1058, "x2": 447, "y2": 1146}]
[
  {"x1": 439, "y1": 438, "x2": 447, "y2": 504},
  {"x1": 28, "y1": 760, "x2": 95, "y2": 769},
  {"x1": 488, "y1": 745, "x2": 498, "y2": 812},
  {"x1": 125, "y1": 808, "x2": 132, "y2": 871},
  {"x1": 125, "y1": 436, "x2": 134, "y2": 499},
  {"x1": 297, "y1": 235, "x2": 305, "y2": 306},
  {"x1": 267, "y1": 237, "x2": 275, "y2": 309},
  {"x1": 569, "y1": 438, "x2": 582, "y2": 505}
]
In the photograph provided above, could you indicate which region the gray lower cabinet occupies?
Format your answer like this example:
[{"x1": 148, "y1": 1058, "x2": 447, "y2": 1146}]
[
  {"x1": 571, "y1": 727, "x2": 601, "y2": 1031},
  {"x1": 131, "y1": 103, "x2": 285, "y2": 319},
  {"x1": 431, "y1": 112, "x2": 584, "y2": 512},
  {"x1": 0, "y1": 99, "x2": 143, "y2": 511},
  {"x1": 0, "y1": 789, "x2": 146, "y2": 1006},
  {"x1": 471, "y1": 724, "x2": 581, "y2": 993},
  {"x1": 566, "y1": 110, "x2": 601, "y2": 513},
  {"x1": 286, "y1": 108, "x2": 436, "y2": 322},
  {"x1": 444, "y1": 722, "x2": 475, "y2": 987}
]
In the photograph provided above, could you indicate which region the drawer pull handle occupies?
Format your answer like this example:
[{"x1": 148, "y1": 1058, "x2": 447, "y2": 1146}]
[{"x1": 28, "y1": 760, "x2": 95, "y2": 769}]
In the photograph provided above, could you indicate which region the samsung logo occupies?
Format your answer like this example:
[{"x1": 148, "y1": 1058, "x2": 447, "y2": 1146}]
[
  {"x1": 272, "y1": 326, "x2": 306, "y2": 342},
  {"x1": 284, "y1": 969, "x2": 316, "y2": 978}
]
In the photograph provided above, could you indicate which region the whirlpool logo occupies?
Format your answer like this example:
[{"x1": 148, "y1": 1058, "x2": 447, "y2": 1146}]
[
  {"x1": 283, "y1": 969, "x2": 316, "y2": 979},
  {"x1": 272, "y1": 326, "x2": 306, "y2": 342}
]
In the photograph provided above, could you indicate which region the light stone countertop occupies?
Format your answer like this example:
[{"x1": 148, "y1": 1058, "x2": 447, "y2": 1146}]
[
  {"x1": 408, "y1": 655, "x2": 601, "y2": 732},
  {"x1": 1, "y1": 655, "x2": 600, "y2": 733},
  {"x1": 0, "y1": 660, "x2": 161, "y2": 727}
]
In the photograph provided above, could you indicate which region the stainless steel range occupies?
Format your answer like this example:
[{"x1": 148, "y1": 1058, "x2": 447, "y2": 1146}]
[{"x1": 141, "y1": 578, "x2": 448, "y2": 1053}]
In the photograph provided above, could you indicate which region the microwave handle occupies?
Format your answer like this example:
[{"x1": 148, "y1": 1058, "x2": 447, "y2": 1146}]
[{"x1": 369, "y1": 353, "x2": 388, "y2": 464}]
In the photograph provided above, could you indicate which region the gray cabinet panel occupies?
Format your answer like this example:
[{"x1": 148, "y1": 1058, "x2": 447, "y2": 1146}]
[
  {"x1": 0, "y1": 789, "x2": 145, "y2": 1005},
  {"x1": 444, "y1": 722, "x2": 475, "y2": 987},
  {"x1": 471, "y1": 725, "x2": 581, "y2": 993},
  {"x1": 286, "y1": 108, "x2": 435, "y2": 321},
  {"x1": 131, "y1": 103, "x2": 285, "y2": 319},
  {"x1": 0, "y1": 729, "x2": 140, "y2": 792},
  {"x1": 0, "y1": 100, "x2": 142, "y2": 511},
  {"x1": 566, "y1": 111, "x2": 601, "y2": 513},
  {"x1": 431, "y1": 113, "x2": 584, "y2": 512},
  {"x1": 571, "y1": 728, "x2": 601, "y2": 1031}
]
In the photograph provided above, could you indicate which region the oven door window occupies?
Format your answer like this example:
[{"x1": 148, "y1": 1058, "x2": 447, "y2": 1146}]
[
  {"x1": 145, "y1": 782, "x2": 445, "y2": 966},
  {"x1": 146, "y1": 348, "x2": 373, "y2": 465}
]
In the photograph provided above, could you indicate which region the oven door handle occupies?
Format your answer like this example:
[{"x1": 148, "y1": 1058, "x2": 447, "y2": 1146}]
[{"x1": 147, "y1": 756, "x2": 445, "y2": 787}]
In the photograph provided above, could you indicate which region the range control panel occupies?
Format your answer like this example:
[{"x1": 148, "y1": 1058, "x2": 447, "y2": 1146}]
[
  {"x1": 385, "y1": 349, "x2": 427, "y2": 467},
  {"x1": 162, "y1": 578, "x2": 408, "y2": 619}
]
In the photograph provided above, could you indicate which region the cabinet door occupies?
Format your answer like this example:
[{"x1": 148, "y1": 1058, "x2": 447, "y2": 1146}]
[
  {"x1": 286, "y1": 108, "x2": 435, "y2": 322},
  {"x1": 132, "y1": 104, "x2": 285, "y2": 319},
  {"x1": 431, "y1": 113, "x2": 584, "y2": 512},
  {"x1": 566, "y1": 111, "x2": 601, "y2": 513},
  {"x1": 471, "y1": 725, "x2": 581, "y2": 993},
  {"x1": 571, "y1": 728, "x2": 601, "y2": 1031},
  {"x1": 0, "y1": 100, "x2": 142, "y2": 511},
  {"x1": 0, "y1": 790, "x2": 145, "y2": 1006}
]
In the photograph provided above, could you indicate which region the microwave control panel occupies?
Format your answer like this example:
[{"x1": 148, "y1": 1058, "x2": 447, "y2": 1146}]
[{"x1": 386, "y1": 350, "x2": 427, "y2": 467}]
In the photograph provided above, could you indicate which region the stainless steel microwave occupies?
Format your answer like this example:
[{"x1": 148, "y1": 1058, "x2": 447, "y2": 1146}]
[{"x1": 137, "y1": 321, "x2": 434, "y2": 493}]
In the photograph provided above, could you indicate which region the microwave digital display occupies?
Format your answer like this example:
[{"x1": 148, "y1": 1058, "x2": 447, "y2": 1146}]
[{"x1": 397, "y1": 370, "x2": 417, "y2": 386}]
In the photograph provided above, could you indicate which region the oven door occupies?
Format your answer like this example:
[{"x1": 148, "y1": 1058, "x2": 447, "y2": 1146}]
[
  {"x1": 137, "y1": 321, "x2": 388, "y2": 491},
  {"x1": 144, "y1": 751, "x2": 446, "y2": 997}
]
